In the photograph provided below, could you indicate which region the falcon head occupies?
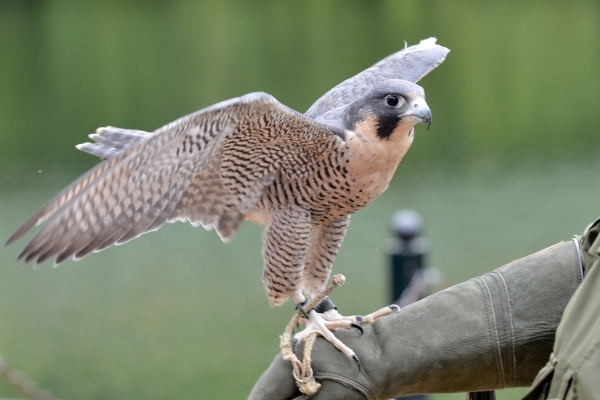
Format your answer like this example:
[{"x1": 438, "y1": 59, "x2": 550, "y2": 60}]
[{"x1": 343, "y1": 79, "x2": 431, "y2": 140}]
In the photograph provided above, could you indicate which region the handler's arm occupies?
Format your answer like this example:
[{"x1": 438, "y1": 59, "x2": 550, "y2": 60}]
[{"x1": 249, "y1": 240, "x2": 582, "y2": 400}]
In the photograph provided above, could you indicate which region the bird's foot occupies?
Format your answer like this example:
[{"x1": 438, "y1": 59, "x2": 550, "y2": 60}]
[
  {"x1": 294, "y1": 308, "x2": 362, "y2": 367},
  {"x1": 292, "y1": 298, "x2": 400, "y2": 365},
  {"x1": 280, "y1": 275, "x2": 357, "y2": 395},
  {"x1": 280, "y1": 275, "x2": 401, "y2": 395},
  {"x1": 310, "y1": 295, "x2": 400, "y2": 327}
]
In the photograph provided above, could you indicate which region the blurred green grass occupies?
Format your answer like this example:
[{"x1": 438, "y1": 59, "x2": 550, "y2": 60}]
[{"x1": 1, "y1": 156, "x2": 597, "y2": 399}]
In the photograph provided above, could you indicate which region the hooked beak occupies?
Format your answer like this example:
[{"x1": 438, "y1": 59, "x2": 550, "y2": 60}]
[{"x1": 403, "y1": 99, "x2": 432, "y2": 130}]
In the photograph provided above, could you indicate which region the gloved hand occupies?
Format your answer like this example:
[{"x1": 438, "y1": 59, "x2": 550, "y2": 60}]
[{"x1": 249, "y1": 241, "x2": 582, "y2": 400}]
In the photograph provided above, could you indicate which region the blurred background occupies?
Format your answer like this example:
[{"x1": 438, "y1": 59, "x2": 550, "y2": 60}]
[{"x1": 0, "y1": 1, "x2": 599, "y2": 399}]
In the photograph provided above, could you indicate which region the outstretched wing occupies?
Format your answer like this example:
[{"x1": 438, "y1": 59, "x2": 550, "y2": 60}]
[
  {"x1": 6, "y1": 93, "x2": 343, "y2": 266},
  {"x1": 305, "y1": 38, "x2": 449, "y2": 119}
]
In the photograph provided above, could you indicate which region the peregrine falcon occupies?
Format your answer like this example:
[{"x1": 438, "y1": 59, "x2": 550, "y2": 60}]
[{"x1": 6, "y1": 38, "x2": 449, "y2": 362}]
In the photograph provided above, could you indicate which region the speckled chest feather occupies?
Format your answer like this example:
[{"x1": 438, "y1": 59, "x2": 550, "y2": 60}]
[{"x1": 247, "y1": 115, "x2": 415, "y2": 224}]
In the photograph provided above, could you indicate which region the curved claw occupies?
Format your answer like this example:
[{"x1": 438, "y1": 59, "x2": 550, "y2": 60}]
[
  {"x1": 388, "y1": 304, "x2": 401, "y2": 313},
  {"x1": 350, "y1": 322, "x2": 363, "y2": 335},
  {"x1": 355, "y1": 315, "x2": 364, "y2": 325},
  {"x1": 352, "y1": 354, "x2": 362, "y2": 372},
  {"x1": 296, "y1": 301, "x2": 310, "y2": 319}
]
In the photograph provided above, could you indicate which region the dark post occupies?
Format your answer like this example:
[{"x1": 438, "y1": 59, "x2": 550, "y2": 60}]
[
  {"x1": 388, "y1": 209, "x2": 427, "y2": 400},
  {"x1": 389, "y1": 209, "x2": 427, "y2": 303}
]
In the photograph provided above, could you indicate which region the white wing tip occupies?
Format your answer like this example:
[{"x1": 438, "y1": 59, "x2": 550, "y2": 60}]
[
  {"x1": 418, "y1": 37, "x2": 438, "y2": 47},
  {"x1": 405, "y1": 37, "x2": 437, "y2": 50},
  {"x1": 401, "y1": 37, "x2": 448, "y2": 56},
  {"x1": 406, "y1": 37, "x2": 439, "y2": 52}
]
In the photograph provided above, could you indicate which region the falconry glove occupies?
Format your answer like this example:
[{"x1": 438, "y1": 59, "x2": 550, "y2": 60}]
[{"x1": 248, "y1": 240, "x2": 581, "y2": 399}]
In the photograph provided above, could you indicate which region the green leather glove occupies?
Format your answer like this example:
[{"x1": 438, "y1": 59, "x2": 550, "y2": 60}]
[{"x1": 249, "y1": 241, "x2": 582, "y2": 400}]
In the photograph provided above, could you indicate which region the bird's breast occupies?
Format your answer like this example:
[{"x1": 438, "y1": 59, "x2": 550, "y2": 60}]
[
  {"x1": 343, "y1": 125, "x2": 414, "y2": 205},
  {"x1": 247, "y1": 123, "x2": 414, "y2": 224}
]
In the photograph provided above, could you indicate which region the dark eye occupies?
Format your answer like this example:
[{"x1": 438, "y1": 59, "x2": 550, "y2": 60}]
[{"x1": 385, "y1": 95, "x2": 399, "y2": 107}]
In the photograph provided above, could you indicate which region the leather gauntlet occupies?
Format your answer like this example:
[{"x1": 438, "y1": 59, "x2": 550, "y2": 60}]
[{"x1": 249, "y1": 241, "x2": 581, "y2": 400}]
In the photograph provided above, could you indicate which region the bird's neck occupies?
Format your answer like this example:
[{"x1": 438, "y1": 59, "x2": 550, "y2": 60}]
[{"x1": 345, "y1": 117, "x2": 415, "y2": 178}]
